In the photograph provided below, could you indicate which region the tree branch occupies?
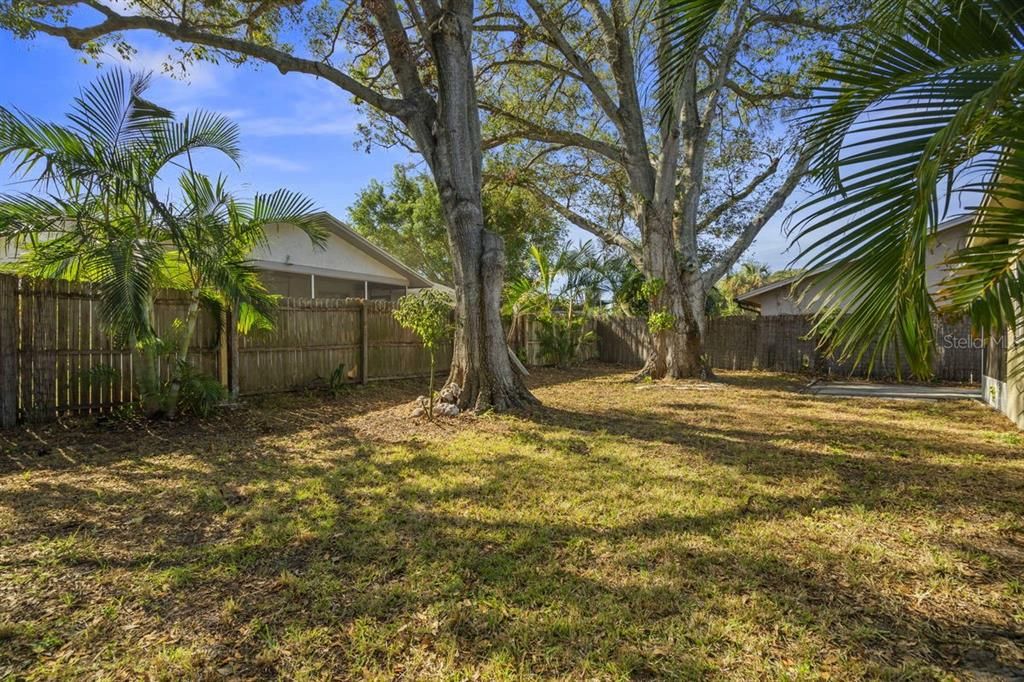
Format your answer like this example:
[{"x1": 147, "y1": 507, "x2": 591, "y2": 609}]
[
  {"x1": 753, "y1": 11, "x2": 864, "y2": 34},
  {"x1": 523, "y1": 0, "x2": 625, "y2": 132},
  {"x1": 524, "y1": 182, "x2": 640, "y2": 261},
  {"x1": 698, "y1": 156, "x2": 779, "y2": 231},
  {"x1": 20, "y1": 0, "x2": 413, "y2": 118},
  {"x1": 481, "y1": 104, "x2": 625, "y2": 164},
  {"x1": 703, "y1": 151, "x2": 810, "y2": 287}
]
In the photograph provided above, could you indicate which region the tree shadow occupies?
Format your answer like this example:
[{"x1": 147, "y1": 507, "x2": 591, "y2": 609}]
[{"x1": 1, "y1": 366, "x2": 1022, "y2": 678}]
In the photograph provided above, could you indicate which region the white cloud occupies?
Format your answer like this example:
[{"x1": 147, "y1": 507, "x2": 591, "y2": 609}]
[
  {"x1": 245, "y1": 153, "x2": 308, "y2": 173},
  {"x1": 236, "y1": 113, "x2": 361, "y2": 137},
  {"x1": 232, "y1": 78, "x2": 362, "y2": 138},
  {"x1": 101, "y1": 43, "x2": 226, "y2": 106}
]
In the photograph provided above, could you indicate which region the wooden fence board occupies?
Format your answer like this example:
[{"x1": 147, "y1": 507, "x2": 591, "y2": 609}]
[
  {"x1": 0, "y1": 275, "x2": 16, "y2": 427},
  {"x1": 595, "y1": 314, "x2": 983, "y2": 382},
  {"x1": 5, "y1": 274, "x2": 983, "y2": 427}
]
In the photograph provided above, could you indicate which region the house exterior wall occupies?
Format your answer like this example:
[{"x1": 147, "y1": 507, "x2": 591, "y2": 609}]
[
  {"x1": 251, "y1": 223, "x2": 411, "y2": 286},
  {"x1": 972, "y1": 180, "x2": 1024, "y2": 428},
  {"x1": 982, "y1": 328, "x2": 1024, "y2": 429},
  {"x1": 924, "y1": 220, "x2": 971, "y2": 304},
  {"x1": 2, "y1": 222, "x2": 419, "y2": 302},
  {"x1": 747, "y1": 279, "x2": 829, "y2": 316},
  {"x1": 744, "y1": 219, "x2": 973, "y2": 316}
]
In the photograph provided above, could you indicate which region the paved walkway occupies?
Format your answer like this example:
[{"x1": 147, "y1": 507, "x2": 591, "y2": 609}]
[{"x1": 807, "y1": 382, "x2": 982, "y2": 401}]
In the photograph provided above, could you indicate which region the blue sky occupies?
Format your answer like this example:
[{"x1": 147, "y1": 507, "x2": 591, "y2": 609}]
[{"x1": 2, "y1": 31, "x2": 812, "y2": 270}]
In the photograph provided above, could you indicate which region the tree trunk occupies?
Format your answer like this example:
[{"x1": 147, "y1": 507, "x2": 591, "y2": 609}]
[
  {"x1": 136, "y1": 341, "x2": 163, "y2": 417},
  {"x1": 165, "y1": 288, "x2": 202, "y2": 419},
  {"x1": 637, "y1": 216, "x2": 710, "y2": 380},
  {"x1": 444, "y1": 223, "x2": 538, "y2": 411},
  {"x1": 423, "y1": 12, "x2": 538, "y2": 412},
  {"x1": 135, "y1": 298, "x2": 163, "y2": 417},
  {"x1": 427, "y1": 348, "x2": 435, "y2": 420}
]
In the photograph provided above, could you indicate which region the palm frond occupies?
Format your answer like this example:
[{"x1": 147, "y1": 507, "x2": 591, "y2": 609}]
[
  {"x1": 67, "y1": 69, "x2": 171, "y2": 150},
  {"x1": 247, "y1": 188, "x2": 323, "y2": 250},
  {"x1": 655, "y1": 0, "x2": 729, "y2": 118},
  {"x1": 151, "y1": 110, "x2": 242, "y2": 170},
  {"x1": 794, "y1": 0, "x2": 1024, "y2": 379}
]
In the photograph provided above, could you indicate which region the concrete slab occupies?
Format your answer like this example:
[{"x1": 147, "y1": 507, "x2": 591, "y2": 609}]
[{"x1": 807, "y1": 382, "x2": 982, "y2": 401}]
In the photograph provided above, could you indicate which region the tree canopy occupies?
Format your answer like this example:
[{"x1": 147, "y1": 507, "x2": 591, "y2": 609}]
[
  {"x1": 472, "y1": 0, "x2": 864, "y2": 378},
  {"x1": 0, "y1": 0, "x2": 542, "y2": 409},
  {"x1": 348, "y1": 165, "x2": 564, "y2": 286}
]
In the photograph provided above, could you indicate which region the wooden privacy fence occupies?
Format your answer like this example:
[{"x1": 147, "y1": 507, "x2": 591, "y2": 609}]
[
  {"x1": 237, "y1": 297, "x2": 452, "y2": 395},
  {"x1": 596, "y1": 314, "x2": 983, "y2": 383},
  {"x1": 507, "y1": 316, "x2": 599, "y2": 367},
  {"x1": 0, "y1": 274, "x2": 451, "y2": 425}
]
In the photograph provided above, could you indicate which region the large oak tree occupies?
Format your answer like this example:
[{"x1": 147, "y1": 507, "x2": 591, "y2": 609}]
[
  {"x1": 477, "y1": 0, "x2": 862, "y2": 378},
  {"x1": 1, "y1": 0, "x2": 536, "y2": 410}
]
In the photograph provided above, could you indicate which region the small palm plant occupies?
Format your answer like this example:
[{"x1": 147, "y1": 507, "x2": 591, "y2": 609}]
[
  {"x1": 0, "y1": 68, "x2": 324, "y2": 417},
  {"x1": 160, "y1": 172, "x2": 324, "y2": 416},
  {"x1": 393, "y1": 289, "x2": 454, "y2": 419},
  {"x1": 503, "y1": 242, "x2": 604, "y2": 367},
  {"x1": 0, "y1": 69, "x2": 240, "y2": 413}
]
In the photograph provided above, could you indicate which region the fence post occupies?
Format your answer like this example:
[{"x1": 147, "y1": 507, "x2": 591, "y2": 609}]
[
  {"x1": 218, "y1": 308, "x2": 229, "y2": 390},
  {"x1": 0, "y1": 275, "x2": 17, "y2": 427},
  {"x1": 360, "y1": 299, "x2": 369, "y2": 384},
  {"x1": 227, "y1": 308, "x2": 239, "y2": 399}
]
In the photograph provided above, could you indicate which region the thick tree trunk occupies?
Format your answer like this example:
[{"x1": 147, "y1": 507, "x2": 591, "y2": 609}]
[
  {"x1": 423, "y1": 12, "x2": 538, "y2": 412},
  {"x1": 637, "y1": 216, "x2": 710, "y2": 380},
  {"x1": 443, "y1": 216, "x2": 538, "y2": 411}
]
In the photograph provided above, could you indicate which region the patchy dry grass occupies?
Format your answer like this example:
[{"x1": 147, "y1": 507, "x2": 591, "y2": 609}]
[{"x1": 1, "y1": 366, "x2": 1022, "y2": 680}]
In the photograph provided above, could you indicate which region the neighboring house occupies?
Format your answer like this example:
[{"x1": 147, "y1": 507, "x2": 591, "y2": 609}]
[
  {"x1": 972, "y1": 184, "x2": 1024, "y2": 429},
  {"x1": 0, "y1": 211, "x2": 434, "y2": 301},
  {"x1": 252, "y1": 212, "x2": 432, "y2": 300},
  {"x1": 736, "y1": 214, "x2": 974, "y2": 315}
]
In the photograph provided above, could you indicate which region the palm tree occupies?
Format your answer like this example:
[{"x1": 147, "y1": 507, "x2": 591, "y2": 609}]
[
  {"x1": 503, "y1": 241, "x2": 605, "y2": 366},
  {"x1": 714, "y1": 261, "x2": 771, "y2": 316},
  {"x1": 786, "y1": 0, "x2": 1024, "y2": 377},
  {"x1": 0, "y1": 68, "x2": 324, "y2": 416},
  {"x1": 661, "y1": 0, "x2": 1024, "y2": 378},
  {"x1": 161, "y1": 172, "x2": 323, "y2": 416},
  {"x1": 0, "y1": 69, "x2": 241, "y2": 411}
]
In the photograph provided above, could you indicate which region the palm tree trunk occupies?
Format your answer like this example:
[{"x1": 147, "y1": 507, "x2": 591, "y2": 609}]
[
  {"x1": 135, "y1": 297, "x2": 162, "y2": 417},
  {"x1": 165, "y1": 288, "x2": 202, "y2": 419}
]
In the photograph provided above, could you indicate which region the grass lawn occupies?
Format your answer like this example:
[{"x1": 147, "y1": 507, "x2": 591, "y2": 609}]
[{"x1": 1, "y1": 366, "x2": 1022, "y2": 680}]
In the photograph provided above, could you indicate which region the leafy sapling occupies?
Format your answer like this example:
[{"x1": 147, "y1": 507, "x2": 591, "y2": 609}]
[{"x1": 393, "y1": 290, "x2": 453, "y2": 419}]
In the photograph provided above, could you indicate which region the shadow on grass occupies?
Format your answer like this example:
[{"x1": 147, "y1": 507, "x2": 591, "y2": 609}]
[{"x1": 0, "y1": 366, "x2": 1022, "y2": 678}]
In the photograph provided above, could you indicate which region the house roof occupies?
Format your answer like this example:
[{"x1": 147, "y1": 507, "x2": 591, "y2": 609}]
[
  {"x1": 735, "y1": 213, "x2": 975, "y2": 303},
  {"x1": 312, "y1": 212, "x2": 433, "y2": 289}
]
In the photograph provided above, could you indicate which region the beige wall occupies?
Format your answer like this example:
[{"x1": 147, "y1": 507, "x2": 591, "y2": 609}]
[
  {"x1": 749, "y1": 279, "x2": 829, "y2": 316},
  {"x1": 251, "y1": 223, "x2": 411, "y2": 286},
  {"x1": 746, "y1": 220, "x2": 973, "y2": 316},
  {"x1": 975, "y1": 184, "x2": 1024, "y2": 428},
  {"x1": 983, "y1": 329, "x2": 1024, "y2": 429},
  {"x1": 925, "y1": 220, "x2": 971, "y2": 305}
]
